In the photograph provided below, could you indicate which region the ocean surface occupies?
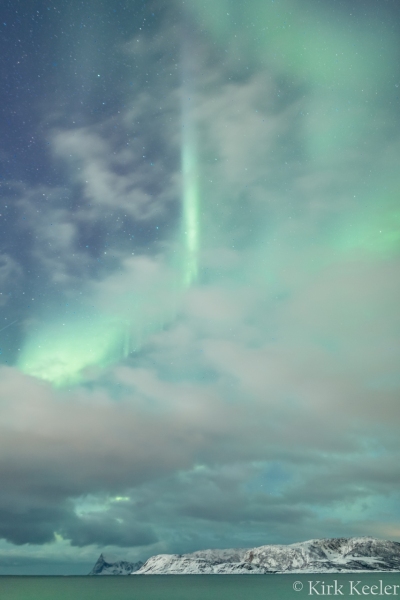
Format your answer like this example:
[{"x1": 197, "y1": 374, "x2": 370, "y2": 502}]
[{"x1": 1, "y1": 573, "x2": 400, "y2": 600}]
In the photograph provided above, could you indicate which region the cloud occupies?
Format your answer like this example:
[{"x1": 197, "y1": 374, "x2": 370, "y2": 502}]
[
  {"x1": 61, "y1": 513, "x2": 157, "y2": 548},
  {"x1": 51, "y1": 125, "x2": 173, "y2": 222},
  {"x1": 2, "y1": 260, "x2": 400, "y2": 549}
]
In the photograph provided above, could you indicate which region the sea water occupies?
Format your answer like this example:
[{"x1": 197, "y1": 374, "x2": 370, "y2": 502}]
[{"x1": 1, "y1": 573, "x2": 400, "y2": 600}]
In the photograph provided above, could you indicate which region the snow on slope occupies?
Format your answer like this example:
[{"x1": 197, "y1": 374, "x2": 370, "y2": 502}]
[
  {"x1": 133, "y1": 538, "x2": 400, "y2": 575},
  {"x1": 245, "y1": 538, "x2": 400, "y2": 572},
  {"x1": 135, "y1": 553, "x2": 265, "y2": 574},
  {"x1": 187, "y1": 548, "x2": 248, "y2": 563}
]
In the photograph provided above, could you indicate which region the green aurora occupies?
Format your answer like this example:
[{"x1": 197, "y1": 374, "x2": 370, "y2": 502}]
[{"x1": 16, "y1": 0, "x2": 400, "y2": 387}]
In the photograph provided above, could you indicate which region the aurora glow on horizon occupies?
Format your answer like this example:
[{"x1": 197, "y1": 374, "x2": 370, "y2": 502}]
[{"x1": 0, "y1": 0, "x2": 400, "y2": 576}]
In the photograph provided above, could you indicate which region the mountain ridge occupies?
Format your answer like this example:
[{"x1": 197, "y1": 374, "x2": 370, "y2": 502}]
[{"x1": 89, "y1": 537, "x2": 400, "y2": 575}]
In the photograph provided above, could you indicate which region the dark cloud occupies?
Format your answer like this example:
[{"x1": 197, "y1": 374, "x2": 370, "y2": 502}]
[
  {"x1": 0, "y1": 506, "x2": 66, "y2": 546},
  {"x1": 61, "y1": 514, "x2": 157, "y2": 548}
]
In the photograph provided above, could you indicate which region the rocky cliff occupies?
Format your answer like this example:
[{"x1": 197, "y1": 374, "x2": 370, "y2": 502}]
[{"x1": 89, "y1": 553, "x2": 143, "y2": 575}]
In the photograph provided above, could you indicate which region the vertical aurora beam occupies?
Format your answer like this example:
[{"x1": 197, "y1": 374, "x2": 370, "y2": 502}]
[
  {"x1": 181, "y1": 123, "x2": 200, "y2": 287},
  {"x1": 180, "y1": 40, "x2": 200, "y2": 288}
]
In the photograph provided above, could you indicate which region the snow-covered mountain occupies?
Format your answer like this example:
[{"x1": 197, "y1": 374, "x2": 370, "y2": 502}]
[
  {"x1": 135, "y1": 548, "x2": 266, "y2": 574},
  {"x1": 132, "y1": 538, "x2": 400, "y2": 575},
  {"x1": 89, "y1": 538, "x2": 400, "y2": 575},
  {"x1": 89, "y1": 553, "x2": 143, "y2": 575},
  {"x1": 243, "y1": 538, "x2": 400, "y2": 573}
]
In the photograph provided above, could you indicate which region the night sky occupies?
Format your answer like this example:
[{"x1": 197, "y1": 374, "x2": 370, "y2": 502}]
[{"x1": 0, "y1": 0, "x2": 400, "y2": 575}]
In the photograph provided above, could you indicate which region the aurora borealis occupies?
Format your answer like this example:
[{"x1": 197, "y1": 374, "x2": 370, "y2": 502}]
[{"x1": 0, "y1": 0, "x2": 400, "y2": 575}]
